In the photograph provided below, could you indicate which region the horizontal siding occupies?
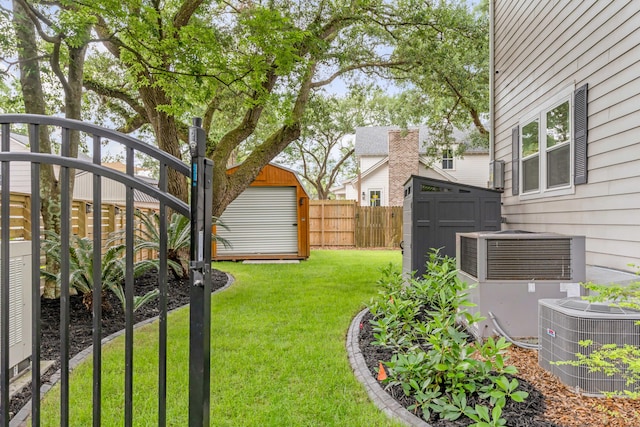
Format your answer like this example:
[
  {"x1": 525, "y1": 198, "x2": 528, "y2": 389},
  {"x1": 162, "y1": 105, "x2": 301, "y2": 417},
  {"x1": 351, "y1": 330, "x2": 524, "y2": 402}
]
[
  {"x1": 361, "y1": 164, "x2": 389, "y2": 206},
  {"x1": 494, "y1": 0, "x2": 640, "y2": 271},
  {"x1": 448, "y1": 154, "x2": 490, "y2": 188},
  {"x1": 3, "y1": 162, "x2": 32, "y2": 194},
  {"x1": 360, "y1": 156, "x2": 386, "y2": 172}
]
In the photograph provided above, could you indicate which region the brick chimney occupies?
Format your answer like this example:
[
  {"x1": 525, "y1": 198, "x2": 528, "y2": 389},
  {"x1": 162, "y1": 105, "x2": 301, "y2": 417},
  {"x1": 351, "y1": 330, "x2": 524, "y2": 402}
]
[{"x1": 388, "y1": 129, "x2": 419, "y2": 206}]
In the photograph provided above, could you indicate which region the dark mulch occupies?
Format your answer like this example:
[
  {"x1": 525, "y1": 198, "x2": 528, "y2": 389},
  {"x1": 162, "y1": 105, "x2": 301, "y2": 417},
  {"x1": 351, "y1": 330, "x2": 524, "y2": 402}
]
[
  {"x1": 8, "y1": 268, "x2": 229, "y2": 420},
  {"x1": 358, "y1": 310, "x2": 561, "y2": 427}
]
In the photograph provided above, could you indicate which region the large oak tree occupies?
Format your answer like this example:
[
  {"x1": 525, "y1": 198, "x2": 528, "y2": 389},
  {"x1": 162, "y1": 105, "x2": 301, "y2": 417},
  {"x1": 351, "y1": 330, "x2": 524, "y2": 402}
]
[
  {"x1": 79, "y1": 0, "x2": 487, "y2": 215},
  {"x1": 3, "y1": 0, "x2": 488, "y2": 217}
]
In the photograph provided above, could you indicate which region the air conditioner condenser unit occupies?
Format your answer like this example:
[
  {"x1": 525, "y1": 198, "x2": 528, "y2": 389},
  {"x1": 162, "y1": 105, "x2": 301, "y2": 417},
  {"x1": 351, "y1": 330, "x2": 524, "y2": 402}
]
[
  {"x1": 539, "y1": 298, "x2": 640, "y2": 396},
  {"x1": 456, "y1": 231, "x2": 586, "y2": 339},
  {"x1": 0, "y1": 241, "x2": 33, "y2": 377}
]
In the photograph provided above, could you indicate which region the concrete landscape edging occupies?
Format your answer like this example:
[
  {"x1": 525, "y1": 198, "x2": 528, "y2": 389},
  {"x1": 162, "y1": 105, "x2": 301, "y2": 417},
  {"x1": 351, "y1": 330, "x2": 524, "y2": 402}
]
[{"x1": 346, "y1": 308, "x2": 432, "y2": 427}]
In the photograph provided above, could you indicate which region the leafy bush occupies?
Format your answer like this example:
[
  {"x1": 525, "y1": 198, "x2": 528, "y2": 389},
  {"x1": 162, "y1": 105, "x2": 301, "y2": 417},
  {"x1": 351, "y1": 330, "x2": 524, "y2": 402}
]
[
  {"x1": 367, "y1": 251, "x2": 527, "y2": 426},
  {"x1": 554, "y1": 272, "x2": 640, "y2": 398},
  {"x1": 41, "y1": 231, "x2": 158, "y2": 312}
]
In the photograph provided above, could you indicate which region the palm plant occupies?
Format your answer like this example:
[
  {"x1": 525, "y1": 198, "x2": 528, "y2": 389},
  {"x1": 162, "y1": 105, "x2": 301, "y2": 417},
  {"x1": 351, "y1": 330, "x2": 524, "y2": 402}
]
[
  {"x1": 40, "y1": 231, "x2": 158, "y2": 312},
  {"x1": 132, "y1": 210, "x2": 230, "y2": 279}
]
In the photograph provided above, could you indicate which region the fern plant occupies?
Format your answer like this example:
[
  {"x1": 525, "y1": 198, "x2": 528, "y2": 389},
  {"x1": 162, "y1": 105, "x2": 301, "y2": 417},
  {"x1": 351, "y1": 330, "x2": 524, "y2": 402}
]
[
  {"x1": 130, "y1": 210, "x2": 230, "y2": 279},
  {"x1": 41, "y1": 231, "x2": 158, "y2": 312}
]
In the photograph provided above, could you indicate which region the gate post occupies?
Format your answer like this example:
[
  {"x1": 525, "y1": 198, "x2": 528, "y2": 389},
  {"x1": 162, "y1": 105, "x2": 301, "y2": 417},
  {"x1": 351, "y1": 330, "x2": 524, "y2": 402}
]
[{"x1": 188, "y1": 117, "x2": 213, "y2": 426}]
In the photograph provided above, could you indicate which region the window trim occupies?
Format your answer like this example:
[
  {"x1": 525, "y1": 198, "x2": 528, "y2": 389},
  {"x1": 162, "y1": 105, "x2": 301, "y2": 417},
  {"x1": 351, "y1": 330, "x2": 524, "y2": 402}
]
[
  {"x1": 441, "y1": 148, "x2": 455, "y2": 170},
  {"x1": 518, "y1": 86, "x2": 575, "y2": 200},
  {"x1": 368, "y1": 188, "x2": 383, "y2": 206}
]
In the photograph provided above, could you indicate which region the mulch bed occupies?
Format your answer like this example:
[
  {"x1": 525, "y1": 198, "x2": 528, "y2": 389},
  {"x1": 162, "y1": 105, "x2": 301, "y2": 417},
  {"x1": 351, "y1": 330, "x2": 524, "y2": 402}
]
[
  {"x1": 359, "y1": 310, "x2": 640, "y2": 426},
  {"x1": 358, "y1": 310, "x2": 558, "y2": 427},
  {"x1": 8, "y1": 268, "x2": 229, "y2": 420}
]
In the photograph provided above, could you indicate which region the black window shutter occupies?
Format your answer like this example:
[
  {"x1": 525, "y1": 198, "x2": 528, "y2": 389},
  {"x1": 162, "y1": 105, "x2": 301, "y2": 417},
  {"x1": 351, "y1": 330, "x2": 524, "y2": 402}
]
[
  {"x1": 574, "y1": 84, "x2": 588, "y2": 185},
  {"x1": 512, "y1": 126, "x2": 519, "y2": 195}
]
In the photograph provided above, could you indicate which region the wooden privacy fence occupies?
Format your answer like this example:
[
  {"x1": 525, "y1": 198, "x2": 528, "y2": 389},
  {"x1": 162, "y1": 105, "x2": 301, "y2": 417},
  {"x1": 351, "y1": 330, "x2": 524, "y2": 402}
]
[
  {"x1": 309, "y1": 200, "x2": 402, "y2": 248},
  {"x1": 3, "y1": 191, "x2": 157, "y2": 261}
]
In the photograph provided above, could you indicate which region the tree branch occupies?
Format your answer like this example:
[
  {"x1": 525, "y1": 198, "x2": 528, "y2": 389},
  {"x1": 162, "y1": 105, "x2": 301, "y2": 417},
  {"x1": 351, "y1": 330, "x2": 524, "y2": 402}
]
[
  {"x1": 49, "y1": 41, "x2": 71, "y2": 95},
  {"x1": 443, "y1": 75, "x2": 488, "y2": 136},
  {"x1": 84, "y1": 78, "x2": 147, "y2": 117},
  {"x1": 173, "y1": 0, "x2": 203, "y2": 29},
  {"x1": 116, "y1": 113, "x2": 147, "y2": 134},
  {"x1": 311, "y1": 61, "x2": 407, "y2": 88},
  {"x1": 14, "y1": 0, "x2": 60, "y2": 43},
  {"x1": 94, "y1": 16, "x2": 123, "y2": 59},
  {"x1": 210, "y1": 64, "x2": 279, "y2": 159},
  {"x1": 329, "y1": 147, "x2": 354, "y2": 185}
]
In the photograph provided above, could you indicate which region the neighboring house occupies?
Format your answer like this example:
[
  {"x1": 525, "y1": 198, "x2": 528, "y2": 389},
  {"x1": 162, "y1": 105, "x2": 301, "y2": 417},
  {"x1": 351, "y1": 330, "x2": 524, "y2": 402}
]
[
  {"x1": 0, "y1": 133, "x2": 37, "y2": 194},
  {"x1": 491, "y1": 1, "x2": 640, "y2": 271},
  {"x1": 0, "y1": 132, "x2": 159, "y2": 208},
  {"x1": 74, "y1": 166, "x2": 160, "y2": 209},
  {"x1": 332, "y1": 126, "x2": 489, "y2": 206}
]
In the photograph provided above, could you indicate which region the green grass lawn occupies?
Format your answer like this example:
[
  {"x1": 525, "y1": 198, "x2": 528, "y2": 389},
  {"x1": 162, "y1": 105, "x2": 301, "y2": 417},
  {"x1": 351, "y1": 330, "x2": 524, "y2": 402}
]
[{"x1": 38, "y1": 249, "x2": 404, "y2": 426}]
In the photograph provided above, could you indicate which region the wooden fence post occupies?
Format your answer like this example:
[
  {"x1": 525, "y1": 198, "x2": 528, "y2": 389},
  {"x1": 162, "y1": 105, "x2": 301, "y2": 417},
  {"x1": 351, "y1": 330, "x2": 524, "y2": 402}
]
[
  {"x1": 76, "y1": 201, "x2": 88, "y2": 238},
  {"x1": 22, "y1": 194, "x2": 32, "y2": 241},
  {"x1": 320, "y1": 201, "x2": 325, "y2": 248}
]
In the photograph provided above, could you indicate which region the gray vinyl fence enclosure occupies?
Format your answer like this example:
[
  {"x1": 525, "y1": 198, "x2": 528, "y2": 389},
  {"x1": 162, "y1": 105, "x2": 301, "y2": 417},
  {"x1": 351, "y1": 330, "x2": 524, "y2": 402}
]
[
  {"x1": 402, "y1": 176, "x2": 502, "y2": 278},
  {"x1": 0, "y1": 115, "x2": 213, "y2": 427}
]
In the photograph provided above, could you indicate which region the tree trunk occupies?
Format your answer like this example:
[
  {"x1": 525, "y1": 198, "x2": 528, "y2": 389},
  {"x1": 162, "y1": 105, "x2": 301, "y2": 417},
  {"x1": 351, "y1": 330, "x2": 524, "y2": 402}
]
[
  {"x1": 140, "y1": 88, "x2": 188, "y2": 204},
  {"x1": 13, "y1": 2, "x2": 89, "y2": 298},
  {"x1": 13, "y1": 0, "x2": 62, "y2": 298}
]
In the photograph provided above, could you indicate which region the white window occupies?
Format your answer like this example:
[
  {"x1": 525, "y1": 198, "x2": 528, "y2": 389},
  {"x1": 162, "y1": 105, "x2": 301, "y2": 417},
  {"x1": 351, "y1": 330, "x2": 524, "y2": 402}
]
[
  {"x1": 442, "y1": 149, "x2": 454, "y2": 170},
  {"x1": 520, "y1": 90, "x2": 573, "y2": 197},
  {"x1": 368, "y1": 189, "x2": 382, "y2": 206}
]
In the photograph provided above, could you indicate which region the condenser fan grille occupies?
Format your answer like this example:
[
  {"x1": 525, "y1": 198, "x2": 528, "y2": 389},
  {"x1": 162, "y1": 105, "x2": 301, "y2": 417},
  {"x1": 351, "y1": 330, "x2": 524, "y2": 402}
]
[{"x1": 486, "y1": 238, "x2": 571, "y2": 280}]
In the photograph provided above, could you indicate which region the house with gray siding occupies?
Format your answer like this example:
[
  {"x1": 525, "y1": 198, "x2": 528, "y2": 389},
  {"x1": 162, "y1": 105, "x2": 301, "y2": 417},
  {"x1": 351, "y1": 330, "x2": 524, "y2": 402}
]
[{"x1": 490, "y1": 0, "x2": 640, "y2": 272}]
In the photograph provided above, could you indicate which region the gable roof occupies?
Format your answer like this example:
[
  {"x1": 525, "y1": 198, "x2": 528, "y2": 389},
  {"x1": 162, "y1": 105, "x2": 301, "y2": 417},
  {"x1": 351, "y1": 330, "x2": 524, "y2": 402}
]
[
  {"x1": 354, "y1": 125, "x2": 489, "y2": 157},
  {"x1": 419, "y1": 156, "x2": 456, "y2": 182},
  {"x1": 355, "y1": 126, "x2": 429, "y2": 156}
]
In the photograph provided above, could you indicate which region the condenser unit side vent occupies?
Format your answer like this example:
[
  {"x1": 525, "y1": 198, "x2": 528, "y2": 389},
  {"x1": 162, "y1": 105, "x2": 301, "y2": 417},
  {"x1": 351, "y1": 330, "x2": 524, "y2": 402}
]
[
  {"x1": 0, "y1": 255, "x2": 26, "y2": 347},
  {"x1": 486, "y1": 238, "x2": 572, "y2": 280},
  {"x1": 538, "y1": 298, "x2": 640, "y2": 397},
  {"x1": 459, "y1": 236, "x2": 477, "y2": 278},
  {"x1": 0, "y1": 241, "x2": 32, "y2": 375}
]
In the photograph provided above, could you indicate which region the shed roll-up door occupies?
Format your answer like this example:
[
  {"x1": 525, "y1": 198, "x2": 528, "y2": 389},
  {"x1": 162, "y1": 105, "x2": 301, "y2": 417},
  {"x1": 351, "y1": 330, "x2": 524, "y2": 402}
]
[{"x1": 218, "y1": 186, "x2": 298, "y2": 255}]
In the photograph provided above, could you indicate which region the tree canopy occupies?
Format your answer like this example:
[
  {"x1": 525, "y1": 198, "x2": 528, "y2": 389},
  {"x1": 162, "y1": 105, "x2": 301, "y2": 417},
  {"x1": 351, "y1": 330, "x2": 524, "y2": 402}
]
[
  {"x1": 278, "y1": 89, "x2": 433, "y2": 199},
  {"x1": 1, "y1": 0, "x2": 489, "y2": 214}
]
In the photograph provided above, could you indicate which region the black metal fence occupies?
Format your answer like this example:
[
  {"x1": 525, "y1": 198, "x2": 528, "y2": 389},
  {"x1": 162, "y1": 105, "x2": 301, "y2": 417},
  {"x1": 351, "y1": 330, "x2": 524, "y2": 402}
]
[{"x1": 0, "y1": 114, "x2": 212, "y2": 426}]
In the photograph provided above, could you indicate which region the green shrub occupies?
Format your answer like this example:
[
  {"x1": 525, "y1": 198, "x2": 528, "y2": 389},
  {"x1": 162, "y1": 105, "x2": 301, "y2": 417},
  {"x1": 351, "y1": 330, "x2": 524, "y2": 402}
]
[{"x1": 367, "y1": 251, "x2": 527, "y2": 426}]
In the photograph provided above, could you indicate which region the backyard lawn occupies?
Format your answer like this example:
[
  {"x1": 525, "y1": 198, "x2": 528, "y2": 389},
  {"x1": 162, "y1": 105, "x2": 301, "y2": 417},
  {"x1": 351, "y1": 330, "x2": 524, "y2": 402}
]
[{"x1": 37, "y1": 249, "x2": 404, "y2": 426}]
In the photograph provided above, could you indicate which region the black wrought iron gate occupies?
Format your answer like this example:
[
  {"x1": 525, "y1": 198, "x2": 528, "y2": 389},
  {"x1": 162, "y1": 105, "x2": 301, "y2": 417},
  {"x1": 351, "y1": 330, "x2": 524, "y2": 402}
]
[{"x1": 0, "y1": 114, "x2": 213, "y2": 426}]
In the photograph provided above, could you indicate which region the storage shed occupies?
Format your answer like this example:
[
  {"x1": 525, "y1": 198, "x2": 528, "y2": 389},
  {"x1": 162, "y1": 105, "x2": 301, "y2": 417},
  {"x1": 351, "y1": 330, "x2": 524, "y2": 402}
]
[
  {"x1": 402, "y1": 176, "x2": 502, "y2": 278},
  {"x1": 214, "y1": 163, "x2": 310, "y2": 260}
]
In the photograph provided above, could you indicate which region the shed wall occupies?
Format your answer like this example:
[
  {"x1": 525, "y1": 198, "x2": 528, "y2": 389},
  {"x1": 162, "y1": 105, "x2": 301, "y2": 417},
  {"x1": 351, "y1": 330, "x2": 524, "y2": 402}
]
[{"x1": 214, "y1": 163, "x2": 309, "y2": 260}]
